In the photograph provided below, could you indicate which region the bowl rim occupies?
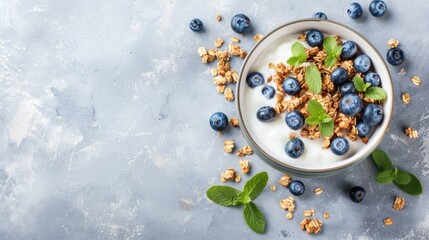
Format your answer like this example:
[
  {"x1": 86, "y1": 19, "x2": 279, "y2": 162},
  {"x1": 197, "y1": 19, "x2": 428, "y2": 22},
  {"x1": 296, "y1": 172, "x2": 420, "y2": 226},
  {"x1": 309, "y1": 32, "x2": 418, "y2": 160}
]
[{"x1": 236, "y1": 19, "x2": 393, "y2": 175}]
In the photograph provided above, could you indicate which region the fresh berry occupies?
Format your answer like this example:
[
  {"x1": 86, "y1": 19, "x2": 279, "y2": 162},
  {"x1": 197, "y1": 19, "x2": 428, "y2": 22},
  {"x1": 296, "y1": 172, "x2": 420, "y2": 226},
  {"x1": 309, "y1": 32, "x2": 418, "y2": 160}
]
[
  {"x1": 364, "y1": 72, "x2": 381, "y2": 87},
  {"x1": 341, "y1": 41, "x2": 358, "y2": 59},
  {"x1": 312, "y1": 12, "x2": 327, "y2": 19},
  {"x1": 347, "y1": 2, "x2": 363, "y2": 19},
  {"x1": 256, "y1": 106, "x2": 276, "y2": 122},
  {"x1": 231, "y1": 14, "x2": 250, "y2": 34},
  {"x1": 306, "y1": 30, "x2": 324, "y2": 47},
  {"x1": 189, "y1": 18, "x2": 203, "y2": 32},
  {"x1": 339, "y1": 82, "x2": 356, "y2": 95},
  {"x1": 339, "y1": 94, "x2": 363, "y2": 116},
  {"x1": 331, "y1": 67, "x2": 349, "y2": 85},
  {"x1": 282, "y1": 77, "x2": 301, "y2": 95},
  {"x1": 285, "y1": 111, "x2": 305, "y2": 130},
  {"x1": 362, "y1": 104, "x2": 383, "y2": 126},
  {"x1": 246, "y1": 72, "x2": 264, "y2": 88},
  {"x1": 209, "y1": 112, "x2": 228, "y2": 131},
  {"x1": 356, "y1": 121, "x2": 371, "y2": 137},
  {"x1": 331, "y1": 137, "x2": 350, "y2": 155},
  {"x1": 285, "y1": 138, "x2": 305, "y2": 158},
  {"x1": 349, "y1": 186, "x2": 366, "y2": 203},
  {"x1": 369, "y1": 0, "x2": 387, "y2": 17},
  {"x1": 261, "y1": 86, "x2": 275, "y2": 99},
  {"x1": 386, "y1": 47, "x2": 404, "y2": 66},
  {"x1": 354, "y1": 55, "x2": 371, "y2": 73},
  {"x1": 289, "y1": 180, "x2": 305, "y2": 196}
]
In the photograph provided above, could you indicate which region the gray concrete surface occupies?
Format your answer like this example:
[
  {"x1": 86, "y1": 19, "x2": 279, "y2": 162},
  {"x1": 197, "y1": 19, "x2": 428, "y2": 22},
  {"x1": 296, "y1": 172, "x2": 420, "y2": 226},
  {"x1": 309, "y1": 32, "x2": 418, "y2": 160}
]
[{"x1": 0, "y1": 0, "x2": 428, "y2": 239}]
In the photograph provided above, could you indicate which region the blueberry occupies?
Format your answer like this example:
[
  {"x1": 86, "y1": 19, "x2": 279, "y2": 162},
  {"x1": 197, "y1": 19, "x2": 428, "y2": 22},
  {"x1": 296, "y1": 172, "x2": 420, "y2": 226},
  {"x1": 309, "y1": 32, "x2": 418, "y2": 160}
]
[
  {"x1": 285, "y1": 111, "x2": 305, "y2": 130},
  {"x1": 331, "y1": 67, "x2": 349, "y2": 85},
  {"x1": 386, "y1": 47, "x2": 404, "y2": 66},
  {"x1": 306, "y1": 30, "x2": 324, "y2": 47},
  {"x1": 282, "y1": 77, "x2": 301, "y2": 95},
  {"x1": 356, "y1": 120, "x2": 371, "y2": 137},
  {"x1": 349, "y1": 186, "x2": 366, "y2": 203},
  {"x1": 312, "y1": 12, "x2": 327, "y2": 19},
  {"x1": 362, "y1": 104, "x2": 383, "y2": 126},
  {"x1": 354, "y1": 55, "x2": 371, "y2": 73},
  {"x1": 256, "y1": 106, "x2": 276, "y2": 122},
  {"x1": 231, "y1": 14, "x2": 250, "y2": 34},
  {"x1": 364, "y1": 72, "x2": 381, "y2": 87},
  {"x1": 369, "y1": 0, "x2": 387, "y2": 17},
  {"x1": 189, "y1": 18, "x2": 203, "y2": 32},
  {"x1": 261, "y1": 86, "x2": 275, "y2": 99},
  {"x1": 341, "y1": 41, "x2": 358, "y2": 60},
  {"x1": 339, "y1": 82, "x2": 356, "y2": 95},
  {"x1": 209, "y1": 112, "x2": 228, "y2": 131},
  {"x1": 285, "y1": 138, "x2": 305, "y2": 158},
  {"x1": 246, "y1": 72, "x2": 264, "y2": 88},
  {"x1": 331, "y1": 137, "x2": 350, "y2": 155},
  {"x1": 347, "y1": 2, "x2": 363, "y2": 19},
  {"x1": 289, "y1": 180, "x2": 305, "y2": 196},
  {"x1": 339, "y1": 94, "x2": 363, "y2": 116}
]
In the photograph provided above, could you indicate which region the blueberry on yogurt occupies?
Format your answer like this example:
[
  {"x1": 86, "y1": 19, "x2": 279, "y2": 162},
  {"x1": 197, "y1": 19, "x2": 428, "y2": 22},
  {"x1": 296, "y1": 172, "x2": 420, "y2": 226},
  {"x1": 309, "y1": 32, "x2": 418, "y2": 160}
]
[
  {"x1": 306, "y1": 30, "x2": 324, "y2": 47},
  {"x1": 331, "y1": 67, "x2": 349, "y2": 85},
  {"x1": 246, "y1": 72, "x2": 264, "y2": 88},
  {"x1": 339, "y1": 94, "x2": 363, "y2": 117},
  {"x1": 282, "y1": 77, "x2": 301, "y2": 95},
  {"x1": 362, "y1": 104, "x2": 383, "y2": 126},
  {"x1": 341, "y1": 41, "x2": 358, "y2": 59},
  {"x1": 364, "y1": 72, "x2": 381, "y2": 87},
  {"x1": 356, "y1": 120, "x2": 371, "y2": 137},
  {"x1": 285, "y1": 138, "x2": 305, "y2": 158},
  {"x1": 261, "y1": 86, "x2": 275, "y2": 99},
  {"x1": 339, "y1": 82, "x2": 356, "y2": 95},
  {"x1": 331, "y1": 137, "x2": 350, "y2": 155},
  {"x1": 256, "y1": 106, "x2": 276, "y2": 122},
  {"x1": 285, "y1": 111, "x2": 305, "y2": 130},
  {"x1": 354, "y1": 55, "x2": 371, "y2": 73}
]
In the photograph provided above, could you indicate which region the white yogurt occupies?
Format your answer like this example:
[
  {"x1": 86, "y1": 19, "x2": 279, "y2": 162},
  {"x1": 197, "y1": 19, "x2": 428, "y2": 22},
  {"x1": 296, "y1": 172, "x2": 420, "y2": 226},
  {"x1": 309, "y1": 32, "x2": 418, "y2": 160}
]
[{"x1": 242, "y1": 35, "x2": 365, "y2": 164}]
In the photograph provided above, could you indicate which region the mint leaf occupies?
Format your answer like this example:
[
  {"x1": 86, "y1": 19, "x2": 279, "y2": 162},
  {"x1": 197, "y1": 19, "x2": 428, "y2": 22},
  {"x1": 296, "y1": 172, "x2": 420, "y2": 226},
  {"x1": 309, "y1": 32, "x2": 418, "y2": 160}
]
[
  {"x1": 324, "y1": 55, "x2": 337, "y2": 68},
  {"x1": 375, "y1": 170, "x2": 394, "y2": 184},
  {"x1": 371, "y1": 149, "x2": 392, "y2": 171},
  {"x1": 320, "y1": 120, "x2": 334, "y2": 138},
  {"x1": 323, "y1": 36, "x2": 337, "y2": 54},
  {"x1": 307, "y1": 100, "x2": 325, "y2": 115},
  {"x1": 207, "y1": 186, "x2": 243, "y2": 206},
  {"x1": 305, "y1": 65, "x2": 322, "y2": 94},
  {"x1": 243, "y1": 202, "x2": 266, "y2": 234},
  {"x1": 394, "y1": 172, "x2": 423, "y2": 195},
  {"x1": 287, "y1": 56, "x2": 303, "y2": 67},
  {"x1": 353, "y1": 76, "x2": 367, "y2": 92},
  {"x1": 334, "y1": 45, "x2": 343, "y2": 56},
  {"x1": 305, "y1": 115, "x2": 320, "y2": 125},
  {"x1": 291, "y1": 42, "x2": 306, "y2": 56},
  {"x1": 393, "y1": 169, "x2": 412, "y2": 185},
  {"x1": 243, "y1": 172, "x2": 268, "y2": 200},
  {"x1": 322, "y1": 117, "x2": 332, "y2": 123},
  {"x1": 236, "y1": 192, "x2": 252, "y2": 204},
  {"x1": 365, "y1": 87, "x2": 387, "y2": 101},
  {"x1": 287, "y1": 42, "x2": 307, "y2": 66}
]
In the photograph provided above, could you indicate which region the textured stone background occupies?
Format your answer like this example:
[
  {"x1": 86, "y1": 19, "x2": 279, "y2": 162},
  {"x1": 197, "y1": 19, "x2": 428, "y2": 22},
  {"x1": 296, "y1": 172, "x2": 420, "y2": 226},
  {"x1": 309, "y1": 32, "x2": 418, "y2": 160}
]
[{"x1": 0, "y1": 0, "x2": 428, "y2": 239}]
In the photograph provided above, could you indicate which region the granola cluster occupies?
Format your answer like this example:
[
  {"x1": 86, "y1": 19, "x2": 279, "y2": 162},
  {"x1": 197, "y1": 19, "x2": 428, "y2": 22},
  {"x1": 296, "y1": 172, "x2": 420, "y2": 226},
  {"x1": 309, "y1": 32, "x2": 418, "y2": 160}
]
[
  {"x1": 220, "y1": 168, "x2": 241, "y2": 183},
  {"x1": 280, "y1": 196, "x2": 296, "y2": 220},
  {"x1": 393, "y1": 196, "x2": 405, "y2": 211},
  {"x1": 300, "y1": 218, "x2": 323, "y2": 234}
]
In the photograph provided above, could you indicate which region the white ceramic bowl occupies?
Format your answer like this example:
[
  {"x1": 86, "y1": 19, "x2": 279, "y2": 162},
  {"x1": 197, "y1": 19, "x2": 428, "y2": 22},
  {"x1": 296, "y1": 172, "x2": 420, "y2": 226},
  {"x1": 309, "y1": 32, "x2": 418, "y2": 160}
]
[{"x1": 236, "y1": 19, "x2": 393, "y2": 177}]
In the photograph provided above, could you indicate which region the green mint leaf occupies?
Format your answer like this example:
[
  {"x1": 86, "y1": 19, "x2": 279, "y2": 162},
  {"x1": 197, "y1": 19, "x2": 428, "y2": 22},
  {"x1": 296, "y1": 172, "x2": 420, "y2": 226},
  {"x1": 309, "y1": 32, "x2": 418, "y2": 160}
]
[
  {"x1": 243, "y1": 202, "x2": 266, "y2": 234},
  {"x1": 305, "y1": 115, "x2": 320, "y2": 125},
  {"x1": 393, "y1": 169, "x2": 412, "y2": 185},
  {"x1": 323, "y1": 36, "x2": 337, "y2": 55},
  {"x1": 324, "y1": 54, "x2": 337, "y2": 68},
  {"x1": 236, "y1": 192, "x2": 252, "y2": 204},
  {"x1": 287, "y1": 56, "x2": 302, "y2": 67},
  {"x1": 353, "y1": 76, "x2": 366, "y2": 92},
  {"x1": 394, "y1": 172, "x2": 423, "y2": 195},
  {"x1": 322, "y1": 116, "x2": 332, "y2": 123},
  {"x1": 334, "y1": 45, "x2": 343, "y2": 57},
  {"x1": 365, "y1": 87, "x2": 387, "y2": 101},
  {"x1": 375, "y1": 170, "x2": 394, "y2": 184},
  {"x1": 305, "y1": 65, "x2": 322, "y2": 94},
  {"x1": 364, "y1": 83, "x2": 371, "y2": 91},
  {"x1": 371, "y1": 149, "x2": 393, "y2": 171},
  {"x1": 307, "y1": 100, "x2": 325, "y2": 116},
  {"x1": 320, "y1": 120, "x2": 334, "y2": 138},
  {"x1": 206, "y1": 186, "x2": 243, "y2": 206},
  {"x1": 243, "y1": 172, "x2": 268, "y2": 200},
  {"x1": 291, "y1": 42, "x2": 306, "y2": 56}
]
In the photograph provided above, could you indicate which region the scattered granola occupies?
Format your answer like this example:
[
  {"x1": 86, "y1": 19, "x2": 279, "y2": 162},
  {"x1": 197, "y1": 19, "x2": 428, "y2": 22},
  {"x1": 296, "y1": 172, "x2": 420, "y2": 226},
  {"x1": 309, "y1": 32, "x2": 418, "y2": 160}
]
[
  {"x1": 253, "y1": 34, "x2": 264, "y2": 43},
  {"x1": 228, "y1": 43, "x2": 247, "y2": 58},
  {"x1": 224, "y1": 87, "x2": 235, "y2": 101},
  {"x1": 289, "y1": 132, "x2": 296, "y2": 139},
  {"x1": 280, "y1": 196, "x2": 295, "y2": 213},
  {"x1": 216, "y1": 85, "x2": 226, "y2": 94},
  {"x1": 313, "y1": 187, "x2": 324, "y2": 195},
  {"x1": 303, "y1": 210, "x2": 316, "y2": 217},
  {"x1": 383, "y1": 217, "x2": 393, "y2": 226},
  {"x1": 399, "y1": 68, "x2": 406, "y2": 75},
  {"x1": 229, "y1": 117, "x2": 239, "y2": 127},
  {"x1": 286, "y1": 212, "x2": 293, "y2": 220},
  {"x1": 300, "y1": 218, "x2": 323, "y2": 234},
  {"x1": 215, "y1": 38, "x2": 224, "y2": 48},
  {"x1": 211, "y1": 68, "x2": 218, "y2": 76},
  {"x1": 230, "y1": 36, "x2": 240, "y2": 43},
  {"x1": 216, "y1": 14, "x2": 222, "y2": 22},
  {"x1": 237, "y1": 145, "x2": 253, "y2": 157},
  {"x1": 270, "y1": 185, "x2": 277, "y2": 191},
  {"x1": 411, "y1": 76, "x2": 422, "y2": 86},
  {"x1": 298, "y1": 32, "x2": 306, "y2": 41},
  {"x1": 220, "y1": 168, "x2": 236, "y2": 183},
  {"x1": 279, "y1": 174, "x2": 292, "y2": 187},
  {"x1": 404, "y1": 127, "x2": 418, "y2": 139},
  {"x1": 387, "y1": 38, "x2": 400, "y2": 48},
  {"x1": 323, "y1": 212, "x2": 330, "y2": 219},
  {"x1": 239, "y1": 159, "x2": 251, "y2": 174},
  {"x1": 393, "y1": 196, "x2": 406, "y2": 211},
  {"x1": 401, "y1": 93, "x2": 411, "y2": 104},
  {"x1": 224, "y1": 140, "x2": 235, "y2": 153},
  {"x1": 234, "y1": 173, "x2": 241, "y2": 183}
]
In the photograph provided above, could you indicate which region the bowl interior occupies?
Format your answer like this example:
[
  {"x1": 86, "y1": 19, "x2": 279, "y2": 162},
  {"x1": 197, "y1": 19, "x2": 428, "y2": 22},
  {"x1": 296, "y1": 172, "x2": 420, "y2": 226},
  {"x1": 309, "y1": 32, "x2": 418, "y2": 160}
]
[{"x1": 237, "y1": 20, "x2": 393, "y2": 174}]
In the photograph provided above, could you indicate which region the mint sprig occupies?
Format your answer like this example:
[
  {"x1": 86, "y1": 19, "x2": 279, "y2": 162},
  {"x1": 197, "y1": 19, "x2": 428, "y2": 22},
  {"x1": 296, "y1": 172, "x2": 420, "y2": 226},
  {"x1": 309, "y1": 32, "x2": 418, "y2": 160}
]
[
  {"x1": 371, "y1": 149, "x2": 423, "y2": 195},
  {"x1": 323, "y1": 36, "x2": 342, "y2": 68},
  {"x1": 353, "y1": 76, "x2": 387, "y2": 101},
  {"x1": 305, "y1": 65, "x2": 322, "y2": 94},
  {"x1": 206, "y1": 172, "x2": 268, "y2": 233},
  {"x1": 287, "y1": 42, "x2": 307, "y2": 66},
  {"x1": 305, "y1": 100, "x2": 334, "y2": 138}
]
